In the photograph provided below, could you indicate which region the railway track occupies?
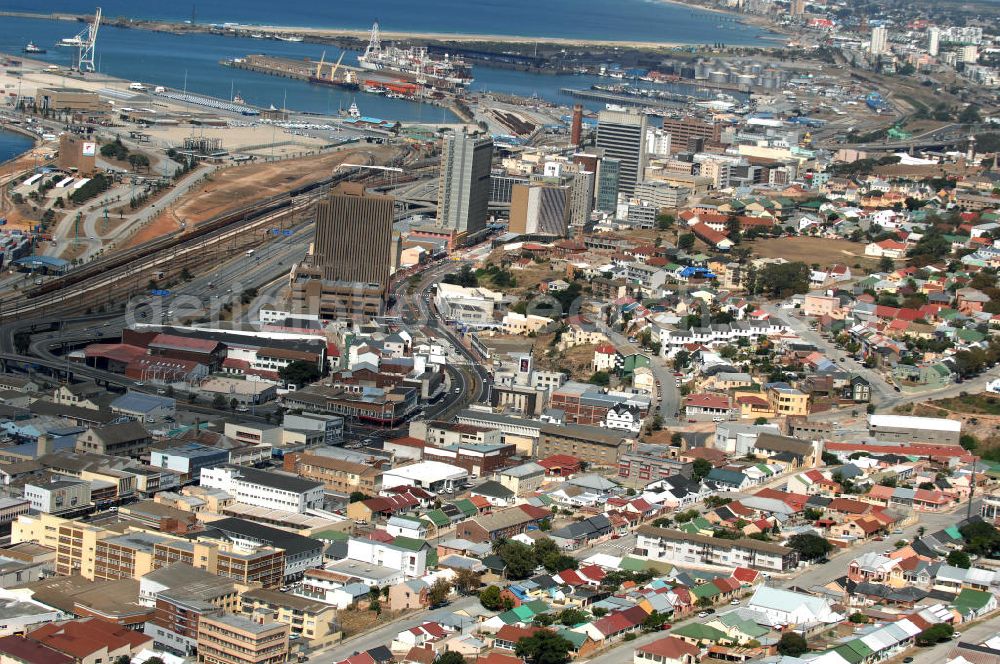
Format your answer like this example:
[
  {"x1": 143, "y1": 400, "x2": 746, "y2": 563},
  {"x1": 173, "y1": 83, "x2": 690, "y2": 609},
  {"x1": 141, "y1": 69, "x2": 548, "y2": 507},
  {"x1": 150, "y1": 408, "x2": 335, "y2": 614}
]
[{"x1": 0, "y1": 149, "x2": 416, "y2": 320}]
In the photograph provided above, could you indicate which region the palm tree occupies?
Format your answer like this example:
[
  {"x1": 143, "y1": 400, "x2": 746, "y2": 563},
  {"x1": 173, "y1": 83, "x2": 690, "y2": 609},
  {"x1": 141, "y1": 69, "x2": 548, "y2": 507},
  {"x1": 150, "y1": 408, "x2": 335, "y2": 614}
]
[{"x1": 491, "y1": 537, "x2": 508, "y2": 555}]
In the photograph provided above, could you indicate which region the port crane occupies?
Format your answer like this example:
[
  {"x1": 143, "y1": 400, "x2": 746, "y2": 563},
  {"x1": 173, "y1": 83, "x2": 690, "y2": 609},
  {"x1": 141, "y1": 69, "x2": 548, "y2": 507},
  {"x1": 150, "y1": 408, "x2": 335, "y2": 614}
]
[
  {"x1": 314, "y1": 50, "x2": 346, "y2": 82},
  {"x1": 75, "y1": 6, "x2": 102, "y2": 72}
]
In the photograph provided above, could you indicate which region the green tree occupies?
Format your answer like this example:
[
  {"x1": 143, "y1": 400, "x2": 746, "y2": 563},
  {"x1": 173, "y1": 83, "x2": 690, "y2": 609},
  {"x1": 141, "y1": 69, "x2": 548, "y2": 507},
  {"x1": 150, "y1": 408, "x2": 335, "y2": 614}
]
[
  {"x1": 678, "y1": 233, "x2": 696, "y2": 251},
  {"x1": 915, "y1": 623, "x2": 953, "y2": 646},
  {"x1": 429, "y1": 578, "x2": 452, "y2": 607},
  {"x1": 349, "y1": 491, "x2": 368, "y2": 503},
  {"x1": 754, "y1": 262, "x2": 811, "y2": 298},
  {"x1": 947, "y1": 550, "x2": 971, "y2": 569},
  {"x1": 878, "y1": 256, "x2": 894, "y2": 272},
  {"x1": 777, "y1": 632, "x2": 809, "y2": 657},
  {"x1": 479, "y1": 585, "x2": 504, "y2": 611},
  {"x1": 211, "y1": 393, "x2": 226, "y2": 409},
  {"x1": 558, "y1": 608, "x2": 588, "y2": 626},
  {"x1": 588, "y1": 371, "x2": 611, "y2": 386},
  {"x1": 452, "y1": 568, "x2": 481, "y2": 595},
  {"x1": 960, "y1": 520, "x2": 1000, "y2": 556},
  {"x1": 434, "y1": 653, "x2": 467, "y2": 664},
  {"x1": 692, "y1": 457, "x2": 713, "y2": 481},
  {"x1": 515, "y1": 629, "x2": 574, "y2": 664},
  {"x1": 279, "y1": 360, "x2": 321, "y2": 386},
  {"x1": 787, "y1": 533, "x2": 834, "y2": 560},
  {"x1": 498, "y1": 541, "x2": 537, "y2": 579},
  {"x1": 642, "y1": 610, "x2": 670, "y2": 632}
]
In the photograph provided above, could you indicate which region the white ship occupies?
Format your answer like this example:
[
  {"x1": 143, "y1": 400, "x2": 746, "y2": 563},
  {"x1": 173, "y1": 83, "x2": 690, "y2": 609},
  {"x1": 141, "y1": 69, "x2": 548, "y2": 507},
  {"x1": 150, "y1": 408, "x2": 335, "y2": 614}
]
[{"x1": 357, "y1": 21, "x2": 473, "y2": 88}]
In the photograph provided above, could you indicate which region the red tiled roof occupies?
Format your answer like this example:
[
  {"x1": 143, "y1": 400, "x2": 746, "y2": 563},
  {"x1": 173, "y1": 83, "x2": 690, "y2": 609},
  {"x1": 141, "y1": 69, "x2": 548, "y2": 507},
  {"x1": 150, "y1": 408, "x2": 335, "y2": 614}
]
[
  {"x1": 557, "y1": 569, "x2": 585, "y2": 586},
  {"x1": 732, "y1": 567, "x2": 759, "y2": 584},
  {"x1": 84, "y1": 343, "x2": 147, "y2": 365},
  {"x1": 404, "y1": 646, "x2": 435, "y2": 664},
  {"x1": 517, "y1": 504, "x2": 551, "y2": 520},
  {"x1": 596, "y1": 343, "x2": 617, "y2": 355},
  {"x1": 149, "y1": 333, "x2": 221, "y2": 353},
  {"x1": 638, "y1": 636, "x2": 701, "y2": 661},
  {"x1": 0, "y1": 636, "x2": 73, "y2": 664},
  {"x1": 828, "y1": 497, "x2": 872, "y2": 515},
  {"x1": 495, "y1": 625, "x2": 542, "y2": 645},
  {"x1": 683, "y1": 393, "x2": 731, "y2": 410},
  {"x1": 592, "y1": 612, "x2": 634, "y2": 637},
  {"x1": 29, "y1": 619, "x2": 151, "y2": 659},
  {"x1": 713, "y1": 577, "x2": 741, "y2": 593}
]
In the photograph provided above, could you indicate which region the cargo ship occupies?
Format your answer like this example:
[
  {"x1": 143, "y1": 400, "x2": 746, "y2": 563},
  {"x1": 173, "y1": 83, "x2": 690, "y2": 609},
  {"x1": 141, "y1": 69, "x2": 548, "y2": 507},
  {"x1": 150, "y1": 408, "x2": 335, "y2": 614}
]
[{"x1": 357, "y1": 21, "x2": 473, "y2": 88}]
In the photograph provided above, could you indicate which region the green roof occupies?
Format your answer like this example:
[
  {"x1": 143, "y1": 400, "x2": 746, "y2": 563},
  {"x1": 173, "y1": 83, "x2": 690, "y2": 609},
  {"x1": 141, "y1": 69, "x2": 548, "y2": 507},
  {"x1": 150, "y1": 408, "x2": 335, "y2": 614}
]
[
  {"x1": 498, "y1": 609, "x2": 522, "y2": 624},
  {"x1": 717, "y1": 614, "x2": 769, "y2": 637},
  {"x1": 956, "y1": 329, "x2": 987, "y2": 343},
  {"x1": 424, "y1": 509, "x2": 450, "y2": 527},
  {"x1": 691, "y1": 516, "x2": 713, "y2": 531},
  {"x1": 833, "y1": 646, "x2": 864, "y2": 664},
  {"x1": 454, "y1": 499, "x2": 478, "y2": 517},
  {"x1": 512, "y1": 605, "x2": 535, "y2": 621},
  {"x1": 556, "y1": 629, "x2": 589, "y2": 649},
  {"x1": 690, "y1": 583, "x2": 721, "y2": 599},
  {"x1": 619, "y1": 556, "x2": 673, "y2": 574},
  {"x1": 954, "y1": 588, "x2": 993, "y2": 611},
  {"x1": 678, "y1": 522, "x2": 700, "y2": 535},
  {"x1": 391, "y1": 536, "x2": 429, "y2": 551},
  {"x1": 523, "y1": 599, "x2": 551, "y2": 615},
  {"x1": 671, "y1": 623, "x2": 728, "y2": 643},
  {"x1": 533, "y1": 494, "x2": 554, "y2": 505},
  {"x1": 944, "y1": 525, "x2": 962, "y2": 539}
]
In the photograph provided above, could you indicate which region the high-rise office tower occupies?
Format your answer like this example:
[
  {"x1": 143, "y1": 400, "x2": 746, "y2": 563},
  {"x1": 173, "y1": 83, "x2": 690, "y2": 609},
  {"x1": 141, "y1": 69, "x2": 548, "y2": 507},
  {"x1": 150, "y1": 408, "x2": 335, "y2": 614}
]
[
  {"x1": 312, "y1": 183, "x2": 393, "y2": 289},
  {"x1": 436, "y1": 129, "x2": 494, "y2": 242},
  {"x1": 571, "y1": 104, "x2": 584, "y2": 147},
  {"x1": 928, "y1": 26, "x2": 940, "y2": 56},
  {"x1": 569, "y1": 170, "x2": 595, "y2": 229},
  {"x1": 870, "y1": 26, "x2": 887, "y2": 55},
  {"x1": 596, "y1": 110, "x2": 648, "y2": 198},
  {"x1": 595, "y1": 157, "x2": 621, "y2": 213},
  {"x1": 510, "y1": 182, "x2": 571, "y2": 237},
  {"x1": 646, "y1": 127, "x2": 672, "y2": 159}
]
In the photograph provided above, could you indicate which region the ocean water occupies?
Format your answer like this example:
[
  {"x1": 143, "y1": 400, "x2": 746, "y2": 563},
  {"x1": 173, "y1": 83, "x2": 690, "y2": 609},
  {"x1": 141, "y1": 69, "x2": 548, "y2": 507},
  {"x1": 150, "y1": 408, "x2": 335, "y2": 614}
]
[
  {"x1": 0, "y1": 129, "x2": 32, "y2": 164},
  {"x1": 0, "y1": 0, "x2": 775, "y2": 44},
  {"x1": 0, "y1": 2, "x2": 770, "y2": 122}
]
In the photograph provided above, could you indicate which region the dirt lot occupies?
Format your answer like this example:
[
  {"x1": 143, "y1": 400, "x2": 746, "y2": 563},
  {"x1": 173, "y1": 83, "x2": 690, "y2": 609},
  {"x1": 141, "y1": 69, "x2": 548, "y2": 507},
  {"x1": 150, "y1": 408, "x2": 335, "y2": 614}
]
[
  {"x1": 123, "y1": 145, "x2": 400, "y2": 249},
  {"x1": 533, "y1": 340, "x2": 600, "y2": 382},
  {"x1": 749, "y1": 236, "x2": 879, "y2": 271}
]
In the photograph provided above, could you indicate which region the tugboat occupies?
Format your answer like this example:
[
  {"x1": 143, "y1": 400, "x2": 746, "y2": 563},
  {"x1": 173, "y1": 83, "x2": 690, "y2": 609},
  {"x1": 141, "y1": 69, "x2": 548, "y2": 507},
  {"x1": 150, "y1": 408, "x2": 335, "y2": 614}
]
[
  {"x1": 233, "y1": 92, "x2": 246, "y2": 105},
  {"x1": 23, "y1": 42, "x2": 46, "y2": 54}
]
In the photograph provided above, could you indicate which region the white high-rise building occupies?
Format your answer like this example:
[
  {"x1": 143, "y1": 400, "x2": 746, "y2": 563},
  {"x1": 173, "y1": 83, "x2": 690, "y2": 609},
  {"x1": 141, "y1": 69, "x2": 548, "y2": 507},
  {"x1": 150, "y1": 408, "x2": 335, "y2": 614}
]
[
  {"x1": 870, "y1": 26, "x2": 888, "y2": 55},
  {"x1": 927, "y1": 27, "x2": 940, "y2": 56},
  {"x1": 959, "y1": 44, "x2": 978, "y2": 63},
  {"x1": 646, "y1": 128, "x2": 672, "y2": 159},
  {"x1": 597, "y1": 110, "x2": 649, "y2": 197}
]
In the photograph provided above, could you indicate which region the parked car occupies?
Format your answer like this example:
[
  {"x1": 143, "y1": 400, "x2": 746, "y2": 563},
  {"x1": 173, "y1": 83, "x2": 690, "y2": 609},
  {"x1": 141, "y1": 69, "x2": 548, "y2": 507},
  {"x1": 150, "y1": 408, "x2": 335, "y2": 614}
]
[{"x1": 697, "y1": 612, "x2": 709, "y2": 618}]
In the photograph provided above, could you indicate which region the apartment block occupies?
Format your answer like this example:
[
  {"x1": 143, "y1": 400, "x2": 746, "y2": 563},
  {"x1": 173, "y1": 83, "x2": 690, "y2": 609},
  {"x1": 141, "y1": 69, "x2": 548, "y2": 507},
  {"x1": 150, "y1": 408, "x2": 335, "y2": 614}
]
[
  {"x1": 635, "y1": 525, "x2": 798, "y2": 572},
  {"x1": 197, "y1": 613, "x2": 289, "y2": 664}
]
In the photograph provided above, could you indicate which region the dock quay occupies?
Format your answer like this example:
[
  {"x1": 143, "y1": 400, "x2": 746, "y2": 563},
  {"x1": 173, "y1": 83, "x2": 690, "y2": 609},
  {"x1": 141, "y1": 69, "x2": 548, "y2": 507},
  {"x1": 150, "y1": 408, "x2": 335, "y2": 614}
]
[
  {"x1": 559, "y1": 87, "x2": 689, "y2": 109},
  {"x1": 222, "y1": 53, "x2": 365, "y2": 88}
]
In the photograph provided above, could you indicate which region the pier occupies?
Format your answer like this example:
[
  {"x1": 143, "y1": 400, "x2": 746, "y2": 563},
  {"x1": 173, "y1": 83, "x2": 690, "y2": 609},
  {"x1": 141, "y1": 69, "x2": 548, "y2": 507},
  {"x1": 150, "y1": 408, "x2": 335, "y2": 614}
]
[{"x1": 559, "y1": 87, "x2": 689, "y2": 109}]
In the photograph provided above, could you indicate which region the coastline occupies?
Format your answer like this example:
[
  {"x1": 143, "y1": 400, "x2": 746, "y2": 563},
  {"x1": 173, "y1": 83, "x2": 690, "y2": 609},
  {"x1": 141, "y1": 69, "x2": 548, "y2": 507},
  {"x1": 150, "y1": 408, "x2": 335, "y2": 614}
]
[{"x1": 0, "y1": 10, "x2": 787, "y2": 50}]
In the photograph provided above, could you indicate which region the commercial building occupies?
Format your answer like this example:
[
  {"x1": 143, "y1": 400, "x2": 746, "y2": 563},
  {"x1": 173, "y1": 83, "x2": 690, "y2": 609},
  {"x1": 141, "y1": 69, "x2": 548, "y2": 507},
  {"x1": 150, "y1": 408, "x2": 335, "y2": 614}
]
[
  {"x1": 537, "y1": 422, "x2": 629, "y2": 468},
  {"x1": 660, "y1": 117, "x2": 723, "y2": 153},
  {"x1": 381, "y1": 461, "x2": 468, "y2": 494},
  {"x1": 196, "y1": 612, "x2": 290, "y2": 664},
  {"x1": 569, "y1": 170, "x2": 595, "y2": 228},
  {"x1": 38, "y1": 88, "x2": 105, "y2": 113},
  {"x1": 633, "y1": 180, "x2": 689, "y2": 210},
  {"x1": 23, "y1": 479, "x2": 91, "y2": 515},
  {"x1": 75, "y1": 422, "x2": 152, "y2": 457},
  {"x1": 199, "y1": 466, "x2": 325, "y2": 514},
  {"x1": 240, "y1": 589, "x2": 338, "y2": 646},
  {"x1": 198, "y1": 517, "x2": 322, "y2": 582},
  {"x1": 868, "y1": 414, "x2": 961, "y2": 446},
  {"x1": 288, "y1": 268, "x2": 385, "y2": 320},
  {"x1": 282, "y1": 452, "x2": 383, "y2": 496},
  {"x1": 635, "y1": 525, "x2": 798, "y2": 572},
  {"x1": 346, "y1": 538, "x2": 427, "y2": 578},
  {"x1": 437, "y1": 129, "x2": 493, "y2": 243},
  {"x1": 56, "y1": 134, "x2": 97, "y2": 175},
  {"x1": 596, "y1": 110, "x2": 648, "y2": 197},
  {"x1": 870, "y1": 26, "x2": 888, "y2": 55},
  {"x1": 596, "y1": 157, "x2": 621, "y2": 212},
  {"x1": 150, "y1": 443, "x2": 229, "y2": 483},
  {"x1": 311, "y1": 183, "x2": 394, "y2": 290},
  {"x1": 509, "y1": 182, "x2": 571, "y2": 237}
]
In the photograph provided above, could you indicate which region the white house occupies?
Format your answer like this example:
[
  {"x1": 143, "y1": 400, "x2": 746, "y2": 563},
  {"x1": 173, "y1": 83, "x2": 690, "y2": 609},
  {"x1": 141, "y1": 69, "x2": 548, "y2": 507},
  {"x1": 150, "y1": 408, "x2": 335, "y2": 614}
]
[
  {"x1": 347, "y1": 538, "x2": 427, "y2": 578},
  {"x1": 603, "y1": 403, "x2": 642, "y2": 433},
  {"x1": 746, "y1": 586, "x2": 842, "y2": 627},
  {"x1": 864, "y1": 239, "x2": 907, "y2": 259},
  {"x1": 386, "y1": 516, "x2": 429, "y2": 539},
  {"x1": 198, "y1": 465, "x2": 324, "y2": 513}
]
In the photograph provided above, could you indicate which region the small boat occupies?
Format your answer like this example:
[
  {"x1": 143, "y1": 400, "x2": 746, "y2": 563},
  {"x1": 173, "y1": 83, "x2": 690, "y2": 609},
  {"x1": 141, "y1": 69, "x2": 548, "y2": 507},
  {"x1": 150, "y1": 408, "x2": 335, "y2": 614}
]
[
  {"x1": 233, "y1": 92, "x2": 245, "y2": 104},
  {"x1": 277, "y1": 35, "x2": 303, "y2": 42},
  {"x1": 23, "y1": 42, "x2": 46, "y2": 54}
]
